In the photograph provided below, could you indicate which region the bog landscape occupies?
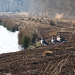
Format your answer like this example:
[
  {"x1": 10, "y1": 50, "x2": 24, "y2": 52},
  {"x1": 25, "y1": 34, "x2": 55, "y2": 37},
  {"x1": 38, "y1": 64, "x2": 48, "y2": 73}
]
[{"x1": 0, "y1": 0, "x2": 75, "y2": 75}]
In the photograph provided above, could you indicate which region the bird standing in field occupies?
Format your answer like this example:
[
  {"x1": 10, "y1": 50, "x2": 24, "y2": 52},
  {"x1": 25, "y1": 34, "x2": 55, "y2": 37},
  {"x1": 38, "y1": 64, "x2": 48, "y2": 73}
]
[
  {"x1": 51, "y1": 35, "x2": 60, "y2": 44},
  {"x1": 57, "y1": 34, "x2": 67, "y2": 43},
  {"x1": 41, "y1": 36, "x2": 48, "y2": 46}
]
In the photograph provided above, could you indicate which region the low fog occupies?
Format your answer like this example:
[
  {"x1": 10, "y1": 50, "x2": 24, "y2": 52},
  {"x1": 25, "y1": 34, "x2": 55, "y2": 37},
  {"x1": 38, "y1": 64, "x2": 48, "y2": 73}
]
[{"x1": 0, "y1": 0, "x2": 75, "y2": 18}]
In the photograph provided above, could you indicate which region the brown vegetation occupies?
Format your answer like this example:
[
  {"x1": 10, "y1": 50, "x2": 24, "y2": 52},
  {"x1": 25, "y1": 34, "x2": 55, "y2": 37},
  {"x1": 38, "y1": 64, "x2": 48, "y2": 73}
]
[
  {"x1": 18, "y1": 24, "x2": 39, "y2": 49},
  {"x1": 43, "y1": 50, "x2": 54, "y2": 56},
  {"x1": 0, "y1": 17, "x2": 75, "y2": 75},
  {"x1": 55, "y1": 13, "x2": 63, "y2": 19},
  {"x1": 1, "y1": 18, "x2": 18, "y2": 32}
]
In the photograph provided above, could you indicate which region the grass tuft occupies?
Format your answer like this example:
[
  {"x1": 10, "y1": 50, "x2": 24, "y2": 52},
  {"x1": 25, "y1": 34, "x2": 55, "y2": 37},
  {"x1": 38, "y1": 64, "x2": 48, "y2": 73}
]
[
  {"x1": 49, "y1": 19, "x2": 56, "y2": 26},
  {"x1": 43, "y1": 51, "x2": 53, "y2": 56},
  {"x1": 18, "y1": 25, "x2": 39, "y2": 49}
]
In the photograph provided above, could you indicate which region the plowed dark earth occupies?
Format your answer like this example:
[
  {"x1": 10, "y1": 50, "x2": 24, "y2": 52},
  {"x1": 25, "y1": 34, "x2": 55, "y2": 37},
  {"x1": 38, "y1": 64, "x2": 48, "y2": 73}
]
[{"x1": 0, "y1": 18, "x2": 75, "y2": 75}]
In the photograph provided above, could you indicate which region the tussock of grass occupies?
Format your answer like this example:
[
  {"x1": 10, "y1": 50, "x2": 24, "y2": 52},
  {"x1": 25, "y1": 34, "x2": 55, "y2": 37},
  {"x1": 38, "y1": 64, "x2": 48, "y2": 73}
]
[
  {"x1": 1, "y1": 19, "x2": 17, "y2": 32},
  {"x1": 18, "y1": 25, "x2": 39, "y2": 49},
  {"x1": 43, "y1": 51, "x2": 53, "y2": 56},
  {"x1": 35, "y1": 41, "x2": 41, "y2": 48},
  {"x1": 72, "y1": 22, "x2": 75, "y2": 27},
  {"x1": 50, "y1": 19, "x2": 56, "y2": 26},
  {"x1": 55, "y1": 13, "x2": 63, "y2": 19}
]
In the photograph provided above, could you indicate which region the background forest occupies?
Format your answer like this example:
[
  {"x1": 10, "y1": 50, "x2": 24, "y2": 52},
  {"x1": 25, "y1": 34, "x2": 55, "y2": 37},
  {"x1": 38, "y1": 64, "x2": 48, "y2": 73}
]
[{"x1": 0, "y1": 0, "x2": 75, "y2": 17}]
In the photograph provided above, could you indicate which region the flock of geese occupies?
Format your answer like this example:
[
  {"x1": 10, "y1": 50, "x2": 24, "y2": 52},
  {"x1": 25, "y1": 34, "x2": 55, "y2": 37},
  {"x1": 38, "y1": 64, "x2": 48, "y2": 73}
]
[{"x1": 41, "y1": 34, "x2": 67, "y2": 46}]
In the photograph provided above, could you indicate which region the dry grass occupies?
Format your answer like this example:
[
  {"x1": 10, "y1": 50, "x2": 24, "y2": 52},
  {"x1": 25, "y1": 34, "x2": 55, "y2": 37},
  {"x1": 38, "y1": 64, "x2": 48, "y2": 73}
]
[
  {"x1": 55, "y1": 13, "x2": 64, "y2": 19},
  {"x1": 42, "y1": 53, "x2": 74, "y2": 75},
  {"x1": 51, "y1": 54, "x2": 71, "y2": 75},
  {"x1": 1, "y1": 18, "x2": 17, "y2": 32},
  {"x1": 49, "y1": 19, "x2": 56, "y2": 25},
  {"x1": 18, "y1": 24, "x2": 39, "y2": 49},
  {"x1": 0, "y1": 17, "x2": 75, "y2": 75},
  {"x1": 72, "y1": 22, "x2": 75, "y2": 27},
  {"x1": 43, "y1": 51, "x2": 54, "y2": 56}
]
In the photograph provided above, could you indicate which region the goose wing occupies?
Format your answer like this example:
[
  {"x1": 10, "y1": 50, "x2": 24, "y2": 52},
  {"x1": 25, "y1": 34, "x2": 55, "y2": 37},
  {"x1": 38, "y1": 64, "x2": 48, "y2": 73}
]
[
  {"x1": 52, "y1": 39, "x2": 60, "y2": 44},
  {"x1": 60, "y1": 37, "x2": 67, "y2": 42},
  {"x1": 43, "y1": 40, "x2": 48, "y2": 45}
]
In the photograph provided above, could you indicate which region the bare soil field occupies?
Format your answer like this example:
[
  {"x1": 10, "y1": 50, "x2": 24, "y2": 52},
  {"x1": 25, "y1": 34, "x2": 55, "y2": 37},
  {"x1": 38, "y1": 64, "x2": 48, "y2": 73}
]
[{"x1": 0, "y1": 17, "x2": 75, "y2": 75}]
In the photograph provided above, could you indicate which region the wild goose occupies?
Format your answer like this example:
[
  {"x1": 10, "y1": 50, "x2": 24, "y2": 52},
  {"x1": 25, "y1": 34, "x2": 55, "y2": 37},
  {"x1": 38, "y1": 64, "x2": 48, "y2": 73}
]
[
  {"x1": 57, "y1": 34, "x2": 67, "y2": 43},
  {"x1": 51, "y1": 35, "x2": 60, "y2": 44},
  {"x1": 41, "y1": 36, "x2": 48, "y2": 46}
]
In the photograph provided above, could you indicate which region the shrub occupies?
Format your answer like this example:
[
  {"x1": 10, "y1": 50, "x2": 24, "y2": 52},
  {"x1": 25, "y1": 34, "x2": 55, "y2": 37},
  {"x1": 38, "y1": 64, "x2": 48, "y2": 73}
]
[
  {"x1": 22, "y1": 36, "x2": 30, "y2": 48},
  {"x1": 18, "y1": 25, "x2": 39, "y2": 49},
  {"x1": 32, "y1": 33, "x2": 38, "y2": 44},
  {"x1": 49, "y1": 19, "x2": 56, "y2": 26},
  {"x1": 72, "y1": 22, "x2": 75, "y2": 27},
  {"x1": 1, "y1": 19, "x2": 17, "y2": 32},
  {"x1": 1, "y1": 19, "x2": 7, "y2": 26},
  {"x1": 5, "y1": 19, "x2": 16, "y2": 31}
]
